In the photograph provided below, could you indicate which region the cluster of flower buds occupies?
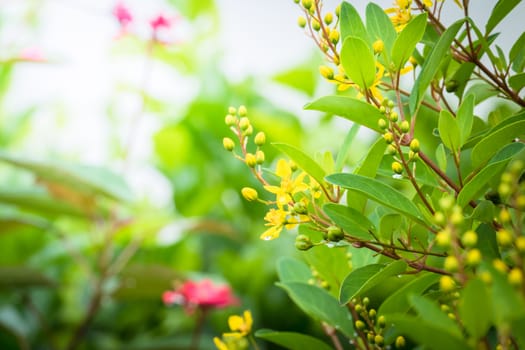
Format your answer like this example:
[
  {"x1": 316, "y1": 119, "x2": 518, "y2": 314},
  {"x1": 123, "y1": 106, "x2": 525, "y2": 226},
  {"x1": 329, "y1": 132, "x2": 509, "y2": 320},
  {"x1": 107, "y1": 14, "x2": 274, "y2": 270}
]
[{"x1": 377, "y1": 98, "x2": 419, "y2": 177}]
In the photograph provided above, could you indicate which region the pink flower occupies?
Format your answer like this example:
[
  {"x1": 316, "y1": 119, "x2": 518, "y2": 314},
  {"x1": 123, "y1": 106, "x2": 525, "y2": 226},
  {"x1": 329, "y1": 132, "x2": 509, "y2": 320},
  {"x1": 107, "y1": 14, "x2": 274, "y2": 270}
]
[
  {"x1": 163, "y1": 279, "x2": 238, "y2": 313},
  {"x1": 18, "y1": 48, "x2": 45, "y2": 62},
  {"x1": 113, "y1": 2, "x2": 133, "y2": 27},
  {"x1": 149, "y1": 14, "x2": 172, "y2": 32}
]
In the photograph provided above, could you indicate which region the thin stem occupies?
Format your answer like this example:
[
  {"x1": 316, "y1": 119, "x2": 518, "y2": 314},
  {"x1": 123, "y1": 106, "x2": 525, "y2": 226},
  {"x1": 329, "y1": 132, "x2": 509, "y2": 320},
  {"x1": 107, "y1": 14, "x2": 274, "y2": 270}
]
[
  {"x1": 322, "y1": 323, "x2": 344, "y2": 350},
  {"x1": 418, "y1": 151, "x2": 461, "y2": 193},
  {"x1": 190, "y1": 308, "x2": 207, "y2": 350},
  {"x1": 22, "y1": 293, "x2": 58, "y2": 350},
  {"x1": 347, "y1": 235, "x2": 446, "y2": 257}
]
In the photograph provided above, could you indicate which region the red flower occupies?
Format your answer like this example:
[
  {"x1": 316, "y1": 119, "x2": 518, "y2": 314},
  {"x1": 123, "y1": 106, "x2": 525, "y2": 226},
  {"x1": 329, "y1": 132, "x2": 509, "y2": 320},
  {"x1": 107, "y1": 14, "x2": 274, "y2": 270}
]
[
  {"x1": 149, "y1": 14, "x2": 172, "y2": 31},
  {"x1": 163, "y1": 279, "x2": 238, "y2": 313},
  {"x1": 113, "y1": 2, "x2": 133, "y2": 27}
]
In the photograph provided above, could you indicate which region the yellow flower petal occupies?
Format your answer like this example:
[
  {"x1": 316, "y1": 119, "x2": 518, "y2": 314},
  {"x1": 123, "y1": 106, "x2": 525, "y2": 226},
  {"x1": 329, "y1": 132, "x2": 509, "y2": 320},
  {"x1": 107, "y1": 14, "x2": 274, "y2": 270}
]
[
  {"x1": 213, "y1": 337, "x2": 229, "y2": 350},
  {"x1": 228, "y1": 315, "x2": 244, "y2": 332},
  {"x1": 243, "y1": 310, "x2": 253, "y2": 332},
  {"x1": 260, "y1": 225, "x2": 283, "y2": 240},
  {"x1": 275, "y1": 159, "x2": 291, "y2": 178}
]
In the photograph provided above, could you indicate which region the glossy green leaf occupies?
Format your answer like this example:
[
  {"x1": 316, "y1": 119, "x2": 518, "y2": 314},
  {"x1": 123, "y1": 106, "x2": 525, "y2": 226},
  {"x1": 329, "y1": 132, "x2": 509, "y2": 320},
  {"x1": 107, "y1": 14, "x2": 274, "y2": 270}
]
[
  {"x1": 509, "y1": 72, "x2": 525, "y2": 91},
  {"x1": 0, "y1": 151, "x2": 132, "y2": 202},
  {"x1": 339, "y1": 1, "x2": 369, "y2": 43},
  {"x1": 366, "y1": 3, "x2": 396, "y2": 61},
  {"x1": 339, "y1": 260, "x2": 407, "y2": 304},
  {"x1": 323, "y1": 203, "x2": 375, "y2": 240},
  {"x1": 435, "y1": 144, "x2": 447, "y2": 172},
  {"x1": 471, "y1": 119, "x2": 525, "y2": 168},
  {"x1": 469, "y1": 200, "x2": 496, "y2": 223},
  {"x1": 304, "y1": 245, "x2": 352, "y2": 293},
  {"x1": 335, "y1": 123, "x2": 360, "y2": 172},
  {"x1": 272, "y1": 143, "x2": 326, "y2": 186},
  {"x1": 457, "y1": 94, "x2": 474, "y2": 146},
  {"x1": 0, "y1": 267, "x2": 55, "y2": 288},
  {"x1": 305, "y1": 95, "x2": 383, "y2": 132},
  {"x1": 409, "y1": 294, "x2": 462, "y2": 337},
  {"x1": 378, "y1": 273, "x2": 439, "y2": 315},
  {"x1": 340, "y1": 37, "x2": 376, "y2": 90},
  {"x1": 391, "y1": 13, "x2": 427, "y2": 71},
  {"x1": 458, "y1": 143, "x2": 525, "y2": 207},
  {"x1": 410, "y1": 19, "x2": 464, "y2": 112},
  {"x1": 510, "y1": 31, "x2": 525, "y2": 72},
  {"x1": 486, "y1": 0, "x2": 521, "y2": 34},
  {"x1": 255, "y1": 329, "x2": 332, "y2": 350},
  {"x1": 326, "y1": 173, "x2": 426, "y2": 224},
  {"x1": 438, "y1": 110, "x2": 461, "y2": 152},
  {"x1": 464, "y1": 83, "x2": 499, "y2": 105},
  {"x1": 278, "y1": 282, "x2": 354, "y2": 337},
  {"x1": 277, "y1": 257, "x2": 312, "y2": 284},
  {"x1": 458, "y1": 279, "x2": 492, "y2": 340},
  {"x1": 273, "y1": 64, "x2": 318, "y2": 97},
  {"x1": 386, "y1": 315, "x2": 470, "y2": 350},
  {"x1": 379, "y1": 213, "x2": 402, "y2": 241}
]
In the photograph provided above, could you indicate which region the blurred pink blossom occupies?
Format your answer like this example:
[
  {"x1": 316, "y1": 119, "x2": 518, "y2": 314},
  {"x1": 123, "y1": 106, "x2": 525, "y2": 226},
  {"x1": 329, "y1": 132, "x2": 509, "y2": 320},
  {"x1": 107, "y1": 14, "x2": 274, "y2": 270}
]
[
  {"x1": 149, "y1": 14, "x2": 172, "y2": 32},
  {"x1": 113, "y1": 2, "x2": 133, "y2": 28},
  {"x1": 163, "y1": 279, "x2": 238, "y2": 313},
  {"x1": 18, "y1": 48, "x2": 45, "y2": 62}
]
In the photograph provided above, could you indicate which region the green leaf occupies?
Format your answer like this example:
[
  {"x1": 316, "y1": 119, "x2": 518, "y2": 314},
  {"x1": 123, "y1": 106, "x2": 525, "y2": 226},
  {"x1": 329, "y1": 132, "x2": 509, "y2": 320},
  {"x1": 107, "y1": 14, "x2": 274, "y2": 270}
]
[
  {"x1": 510, "y1": 31, "x2": 525, "y2": 73},
  {"x1": 0, "y1": 267, "x2": 55, "y2": 289},
  {"x1": 255, "y1": 329, "x2": 333, "y2": 350},
  {"x1": 464, "y1": 83, "x2": 499, "y2": 105},
  {"x1": 435, "y1": 144, "x2": 447, "y2": 172},
  {"x1": 458, "y1": 143, "x2": 525, "y2": 207},
  {"x1": 323, "y1": 203, "x2": 375, "y2": 240},
  {"x1": 410, "y1": 19, "x2": 464, "y2": 113},
  {"x1": 458, "y1": 279, "x2": 492, "y2": 340},
  {"x1": 273, "y1": 63, "x2": 318, "y2": 97},
  {"x1": 386, "y1": 315, "x2": 470, "y2": 350},
  {"x1": 391, "y1": 13, "x2": 427, "y2": 71},
  {"x1": 509, "y1": 72, "x2": 525, "y2": 91},
  {"x1": 305, "y1": 95, "x2": 383, "y2": 132},
  {"x1": 0, "y1": 188, "x2": 86, "y2": 217},
  {"x1": 335, "y1": 123, "x2": 360, "y2": 172},
  {"x1": 272, "y1": 143, "x2": 326, "y2": 186},
  {"x1": 469, "y1": 200, "x2": 496, "y2": 223},
  {"x1": 339, "y1": 260, "x2": 407, "y2": 304},
  {"x1": 409, "y1": 294, "x2": 462, "y2": 337},
  {"x1": 379, "y1": 213, "x2": 402, "y2": 241},
  {"x1": 340, "y1": 37, "x2": 376, "y2": 90},
  {"x1": 366, "y1": 3, "x2": 396, "y2": 61},
  {"x1": 486, "y1": 0, "x2": 521, "y2": 34},
  {"x1": 471, "y1": 119, "x2": 525, "y2": 168},
  {"x1": 326, "y1": 173, "x2": 426, "y2": 224},
  {"x1": 378, "y1": 273, "x2": 440, "y2": 315},
  {"x1": 304, "y1": 245, "x2": 351, "y2": 293},
  {"x1": 339, "y1": 1, "x2": 369, "y2": 43},
  {"x1": 456, "y1": 94, "x2": 475, "y2": 146},
  {"x1": 277, "y1": 257, "x2": 312, "y2": 284},
  {"x1": 438, "y1": 110, "x2": 461, "y2": 152},
  {"x1": 278, "y1": 282, "x2": 354, "y2": 337},
  {"x1": 0, "y1": 151, "x2": 132, "y2": 202}
]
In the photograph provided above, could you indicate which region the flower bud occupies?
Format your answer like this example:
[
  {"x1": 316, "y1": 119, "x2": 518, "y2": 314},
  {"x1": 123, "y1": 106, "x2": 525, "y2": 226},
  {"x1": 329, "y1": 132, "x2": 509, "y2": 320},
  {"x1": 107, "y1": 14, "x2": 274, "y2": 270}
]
[
  {"x1": 461, "y1": 230, "x2": 478, "y2": 247},
  {"x1": 254, "y1": 131, "x2": 266, "y2": 146},
  {"x1": 245, "y1": 153, "x2": 257, "y2": 168},
  {"x1": 392, "y1": 161, "x2": 403, "y2": 174},
  {"x1": 319, "y1": 65, "x2": 334, "y2": 80},
  {"x1": 383, "y1": 132, "x2": 394, "y2": 144},
  {"x1": 444, "y1": 256, "x2": 459, "y2": 272},
  {"x1": 324, "y1": 12, "x2": 333, "y2": 25},
  {"x1": 238, "y1": 105, "x2": 247, "y2": 117},
  {"x1": 387, "y1": 144, "x2": 397, "y2": 155},
  {"x1": 374, "y1": 335, "x2": 384, "y2": 346},
  {"x1": 450, "y1": 205, "x2": 464, "y2": 225},
  {"x1": 377, "y1": 315, "x2": 386, "y2": 328},
  {"x1": 493, "y1": 259, "x2": 508, "y2": 273},
  {"x1": 256, "y1": 150, "x2": 265, "y2": 164},
  {"x1": 363, "y1": 297, "x2": 370, "y2": 306},
  {"x1": 466, "y1": 249, "x2": 482, "y2": 266},
  {"x1": 295, "y1": 234, "x2": 313, "y2": 251},
  {"x1": 244, "y1": 125, "x2": 253, "y2": 136},
  {"x1": 499, "y1": 208, "x2": 511, "y2": 223},
  {"x1": 373, "y1": 39, "x2": 384, "y2": 54},
  {"x1": 439, "y1": 275, "x2": 456, "y2": 292},
  {"x1": 327, "y1": 225, "x2": 344, "y2": 242},
  {"x1": 368, "y1": 308, "x2": 376, "y2": 318},
  {"x1": 445, "y1": 80, "x2": 458, "y2": 93},
  {"x1": 301, "y1": 0, "x2": 312, "y2": 9},
  {"x1": 433, "y1": 211, "x2": 446, "y2": 225},
  {"x1": 439, "y1": 195, "x2": 455, "y2": 211},
  {"x1": 225, "y1": 114, "x2": 237, "y2": 126},
  {"x1": 379, "y1": 105, "x2": 386, "y2": 114},
  {"x1": 498, "y1": 182, "x2": 512, "y2": 197},
  {"x1": 517, "y1": 195, "x2": 525, "y2": 210},
  {"x1": 409, "y1": 56, "x2": 418, "y2": 66},
  {"x1": 509, "y1": 268, "x2": 523, "y2": 286},
  {"x1": 223, "y1": 137, "x2": 235, "y2": 151},
  {"x1": 335, "y1": 4, "x2": 341, "y2": 17},
  {"x1": 389, "y1": 111, "x2": 399, "y2": 122},
  {"x1": 367, "y1": 333, "x2": 375, "y2": 343},
  {"x1": 378, "y1": 118, "x2": 387, "y2": 130},
  {"x1": 329, "y1": 29, "x2": 340, "y2": 44},
  {"x1": 408, "y1": 150, "x2": 418, "y2": 161},
  {"x1": 400, "y1": 120, "x2": 410, "y2": 133},
  {"x1": 228, "y1": 106, "x2": 236, "y2": 115},
  {"x1": 409, "y1": 138, "x2": 420, "y2": 152},
  {"x1": 297, "y1": 16, "x2": 307, "y2": 28},
  {"x1": 289, "y1": 161, "x2": 298, "y2": 172},
  {"x1": 436, "y1": 229, "x2": 451, "y2": 248},
  {"x1": 516, "y1": 236, "x2": 525, "y2": 253},
  {"x1": 355, "y1": 320, "x2": 366, "y2": 330},
  {"x1": 497, "y1": 228, "x2": 513, "y2": 247},
  {"x1": 387, "y1": 100, "x2": 395, "y2": 108},
  {"x1": 241, "y1": 187, "x2": 258, "y2": 201},
  {"x1": 395, "y1": 336, "x2": 406, "y2": 348},
  {"x1": 312, "y1": 19, "x2": 321, "y2": 31},
  {"x1": 293, "y1": 201, "x2": 308, "y2": 215},
  {"x1": 239, "y1": 117, "x2": 250, "y2": 130}
]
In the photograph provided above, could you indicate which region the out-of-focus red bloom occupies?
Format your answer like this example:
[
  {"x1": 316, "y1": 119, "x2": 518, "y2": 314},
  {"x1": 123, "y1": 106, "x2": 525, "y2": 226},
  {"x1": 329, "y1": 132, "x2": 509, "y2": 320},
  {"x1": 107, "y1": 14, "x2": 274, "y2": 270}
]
[
  {"x1": 163, "y1": 279, "x2": 238, "y2": 313},
  {"x1": 113, "y1": 2, "x2": 133, "y2": 27},
  {"x1": 149, "y1": 14, "x2": 172, "y2": 32},
  {"x1": 18, "y1": 48, "x2": 46, "y2": 62}
]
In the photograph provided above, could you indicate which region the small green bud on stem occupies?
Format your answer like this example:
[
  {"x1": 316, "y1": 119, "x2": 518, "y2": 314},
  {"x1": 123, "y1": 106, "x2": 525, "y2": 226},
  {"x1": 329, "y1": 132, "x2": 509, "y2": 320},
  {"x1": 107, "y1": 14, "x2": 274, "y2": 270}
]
[
  {"x1": 241, "y1": 187, "x2": 258, "y2": 201},
  {"x1": 223, "y1": 137, "x2": 235, "y2": 151},
  {"x1": 295, "y1": 234, "x2": 313, "y2": 251},
  {"x1": 245, "y1": 153, "x2": 257, "y2": 168},
  {"x1": 254, "y1": 131, "x2": 266, "y2": 146}
]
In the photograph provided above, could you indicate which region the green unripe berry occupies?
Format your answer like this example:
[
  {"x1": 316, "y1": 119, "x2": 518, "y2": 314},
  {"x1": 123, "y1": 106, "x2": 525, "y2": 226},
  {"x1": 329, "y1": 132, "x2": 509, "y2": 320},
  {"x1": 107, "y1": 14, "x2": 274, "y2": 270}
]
[
  {"x1": 466, "y1": 249, "x2": 482, "y2": 266},
  {"x1": 389, "y1": 111, "x2": 399, "y2": 122},
  {"x1": 392, "y1": 161, "x2": 403, "y2": 174},
  {"x1": 324, "y1": 12, "x2": 333, "y2": 25},
  {"x1": 238, "y1": 105, "x2": 247, "y2": 117},
  {"x1": 295, "y1": 234, "x2": 313, "y2": 251},
  {"x1": 245, "y1": 153, "x2": 257, "y2": 168},
  {"x1": 374, "y1": 335, "x2": 384, "y2": 346},
  {"x1": 241, "y1": 187, "x2": 258, "y2": 201},
  {"x1": 439, "y1": 275, "x2": 456, "y2": 292},
  {"x1": 355, "y1": 320, "x2": 366, "y2": 330},
  {"x1": 445, "y1": 80, "x2": 458, "y2": 92},
  {"x1": 400, "y1": 120, "x2": 410, "y2": 133},
  {"x1": 327, "y1": 225, "x2": 344, "y2": 242},
  {"x1": 444, "y1": 256, "x2": 459, "y2": 272},
  {"x1": 461, "y1": 230, "x2": 478, "y2": 247},
  {"x1": 377, "y1": 315, "x2": 386, "y2": 328},
  {"x1": 378, "y1": 118, "x2": 387, "y2": 129},
  {"x1": 223, "y1": 137, "x2": 235, "y2": 151},
  {"x1": 311, "y1": 19, "x2": 321, "y2": 31},
  {"x1": 383, "y1": 132, "x2": 394, "y2": 144},
  {"x1": 301, "y1": 0, "x2": 312, "y2": 9},
  {"x1": 497, "y1": 229, "x2": 513, "y2": 247},
  {"x1": 239, "y1": 117, "x2": 250, "y2": 130},
  {"x1": 225, "y1": 114, "x2": 237, "y2": 126},
  {"x1": 297, "y1": 16, "x2": 307, "y2": 28},
  {"x1": 410, "y1": 138, "x2": 420, "y2": 152},
  {"x1": 256, "y1": 150, "x2": 265, "y2": 164},
  {"x1": 436, "y1": 229, "x2": 451, "y2": 248},
  {"x1": 508, "y1": 268, "x2": 523, "y2": 286},
  {"x1": 395, "y1": 336, "x2": 406, "y2": 348},
  {"x1": 254, "y1": 131, "x2": 266, "y2": 146}
]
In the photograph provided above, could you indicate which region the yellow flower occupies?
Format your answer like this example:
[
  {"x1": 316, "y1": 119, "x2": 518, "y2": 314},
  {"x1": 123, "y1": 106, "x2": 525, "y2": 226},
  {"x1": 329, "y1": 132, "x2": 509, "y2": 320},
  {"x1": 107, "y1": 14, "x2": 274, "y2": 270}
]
[
  {"x1": 386, "y1": 0, "x2": 413, "y2": 32},
  {"x1": 224, "y1": 310, "x2": 253, "y2": 338},
  {"x1": 213, "y1": 337, "x2": 229, "y2": 350},
  {"x1": 264, "y1": 159, "x2": 309, "y2": 206},
  {"x1": 260, "y1": 208, "x2": 288, "y2": 240}
]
